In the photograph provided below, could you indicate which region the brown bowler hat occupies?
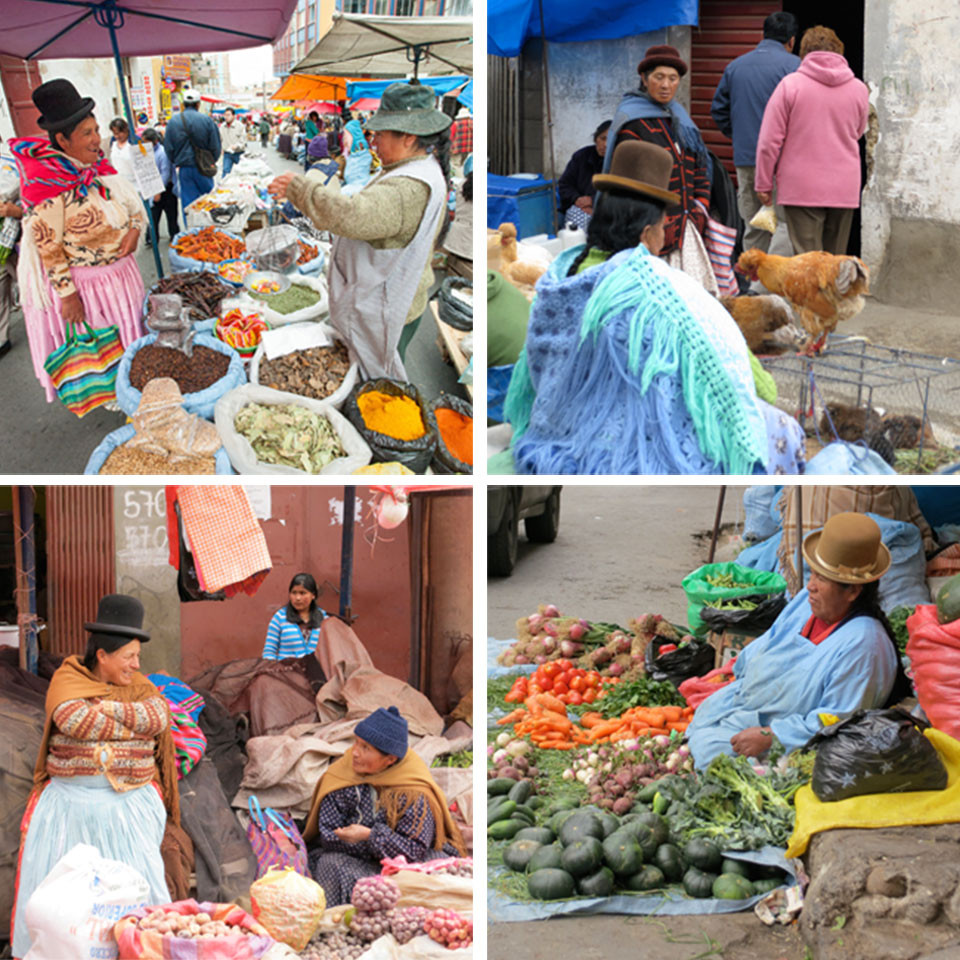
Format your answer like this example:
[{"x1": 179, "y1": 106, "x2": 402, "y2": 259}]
[
  {"x1": 592, "y1": 140, "x2": 680, "y2": 205},
  {"x1": 637, "y1": 44, "x2": 688, "y2": 77},
  {"x1": 802, "y1": 513, "x2": 891, "y2": 585}
]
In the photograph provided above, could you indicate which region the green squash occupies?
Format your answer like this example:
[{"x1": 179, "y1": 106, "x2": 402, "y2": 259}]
[
  {"x1": 937, "y1": 573, "x2": 960, "y2": 624},
  {"x1": 488, "y1": 819, "x2": 525, "y2": 841},
  {"x1": 515, "y1": 826, "x2": 556, "y2": 845},
  {"x1": 549, "y1": 809, "x2": 578, "y2": 835},
  {"x1": 596, "y1": 812, "x2": 621, "y2": 839},
  {"x1": 752, "y1": 877, "x2": 784, "y2": 895},
  {"x1": 636, "y1": 783, "x2": 659, "y2": 804},
  {"x1": 635, "y1": 811, "x2": 670, "y2": 847},
  {"x1": 601, "y1": 831, "x2": 643, "y2": 876},
  {"x1": 527, "y1": 868, "x2": 576, "y2": 900},
  {"x1": 526, "y1": 843, "x2": 564, "y2": 873},
  {"x1": 622, "y1": 865, "x2": 666, "y2": 892},
  {"x1": 507, "y1": 779, "x2": 534, "y2": 804},
  {"x1": 577, "y1": 866, "x2": 615, "y2": 898},
  {"x1": 683, "y1": 866, "x2": 719, "y2": 899},
  {"x1": 545, "y1": 797, "x2": 581, "y2": 815},
  {"x1": 683, "y1": 839, "x2": 722, "y2": 873},
  {"x1": 487, "y1": 777, "x2": 517, "y2": 796},
  {"x1": 721, "y1": 858, "x2": 751, "y2": 878},
  {"x1": 560, "y1": 837, "x2": 603, "y2": 878},
  {"x1": 620, "y1": 821, "x2": 658, "y2": 861},
  {"x1": 654, "y1": 843, "x2": 686, "y2": 882},
  {"x1": 502, "y1": 839, "x2": 543, "y2": 872},
  {"x1": 559, "y1": 812, "x2": 604, "y2": 846},
  {"x1": 527, "y1": 796, "x2": 545, "y2": 810},
  {"x1": 713, "y1": 873, "x2": 756, "y2": 900},
  {"x1": 487, "y1": 798, "x2": 514, "y2": 825}
]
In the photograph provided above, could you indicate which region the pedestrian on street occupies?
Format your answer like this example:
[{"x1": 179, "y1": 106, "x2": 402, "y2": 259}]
[
  {"x1": 220, "y1": 107, "x2": 246, "y2": 176},
  {"x1": 711, "y1": 12, "x2": 800, "y2": 256},
  {"x1": 0, "y1": 137, "x2": 21, "y2": 361},
  {"x1": 259, "y1": 115, "x2": 271, "y2": 148},
  {"x1": 267, "y1": 82, "x2": 452, "y2": 380},
  {"x1": 163, "y1": 88, "x2": 221, "y2": 212},
  {"x1": 10, "y1": 78, "x2": 146, "y2": 403},
  {"x1": 108, "y1": 117, "x2": 137, "y2": 187},
  {"x1": 141, "y1": 128, "x2": 179, "y2": 241},
  {"x1": 754, "y1": 26, "x2": 868, "y2": 255}
]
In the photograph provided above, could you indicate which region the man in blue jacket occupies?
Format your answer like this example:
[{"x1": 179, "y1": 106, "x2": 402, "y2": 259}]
[
  {"x1": 163, "y1": 88, "x2": 221, "y2": 213},
  {"x1": 711, "y1": 12, "x2": 800, "y2": 256}
]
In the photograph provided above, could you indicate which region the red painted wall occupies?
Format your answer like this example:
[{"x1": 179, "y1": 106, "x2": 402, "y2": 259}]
[{"x1": 178, "y1": 487, "x2": 412, "y2": 680}]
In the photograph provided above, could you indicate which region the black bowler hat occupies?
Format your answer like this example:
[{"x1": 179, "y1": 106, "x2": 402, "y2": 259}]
[
  {"x1": 33, "y1": 78, "x2": 95, "y2": 132},
  {"x1": 84, "y1": 594, "x2": 151, "y2": 642}
]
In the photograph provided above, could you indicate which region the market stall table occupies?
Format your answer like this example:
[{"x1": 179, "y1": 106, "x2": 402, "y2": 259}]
[{"x1": 430, "y1": 301, "x2": 472, "y2": 400}]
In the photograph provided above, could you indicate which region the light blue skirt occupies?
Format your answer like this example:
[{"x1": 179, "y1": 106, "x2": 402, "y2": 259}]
[{"x1": 12, "y1": 775, "x2": 170, "y2": 957}]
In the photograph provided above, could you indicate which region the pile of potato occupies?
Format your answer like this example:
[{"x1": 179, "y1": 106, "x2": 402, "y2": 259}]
[{"x1": 136, "y1": 908, "x2": 256, "y2": 939}]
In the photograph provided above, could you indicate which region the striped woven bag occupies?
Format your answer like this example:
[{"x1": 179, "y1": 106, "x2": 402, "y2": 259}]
[
  {"x1": 247, "y1": 796, "x2": 310, "y2": 879},
  {"x1": 695, "y1": 200, "x2": 740, "y2": 297},
  {"x1": 43, "y1": 319, "x2": 122, "y2": 417}
]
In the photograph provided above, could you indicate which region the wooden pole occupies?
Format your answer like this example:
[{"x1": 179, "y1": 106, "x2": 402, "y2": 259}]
[{"x1": 707, "y1": 486, "x2": 727, "y2": 564}]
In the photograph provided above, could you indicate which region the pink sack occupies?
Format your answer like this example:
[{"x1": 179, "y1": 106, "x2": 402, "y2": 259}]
[
  {"x1": 114, "y1": 898, "x2": 274, "y2": 960},
  {"x1": 906, "y1": 605, "x2": 960, "y2": 740},
  {"x1": 678, "y1": 662, "x2": 736, "y2": 710}
]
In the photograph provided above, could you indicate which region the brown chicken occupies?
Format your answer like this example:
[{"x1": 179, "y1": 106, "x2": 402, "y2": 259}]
[
  {"x1": 719, "y1": 294, "x2": 804, "y2": 354},
  {"x1": 737, "y1": 248, "x2": 870, "y2": 353},
  {"x1": 489, "y1": 222, "x2": 548, "y2": 294}
]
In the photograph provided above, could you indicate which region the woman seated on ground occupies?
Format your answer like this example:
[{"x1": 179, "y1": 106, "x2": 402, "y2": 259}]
[
  {"x1": 502, "y1": 139, "x2": 805, "y2": 476},
  {"x1": 12, "y1": 595, "x2": 178, "y2": 957},
  {"x1": 686, "y1": 513, "x2": 910, "y2": 769},
  {"x1": 557, "y1": 119, "x2": 609, "y2": 231},
  {"x1": 262, "y1": 572, "x2": 328, "y2": 660},
  {"x1": 302, "y1": 706, "x2": 466, "y2": 905}
]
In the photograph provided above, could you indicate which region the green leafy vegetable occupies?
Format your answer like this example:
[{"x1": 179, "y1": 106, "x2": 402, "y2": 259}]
[
  {"x1": 234, "y1": 402, "x2": 346, "y2": 473},
  {"x1": 432, "y1": 749, "x2": 473, "y2": 768},
  {"x1": 585, "y1": 677, "x2": 686, "y2": 719},
  {"x1": 887, "y1": 605, "x2": 912, "y2": 654}
]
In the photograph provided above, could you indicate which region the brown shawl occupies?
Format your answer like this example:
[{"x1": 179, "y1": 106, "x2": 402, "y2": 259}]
[
  {"x1": 33, "y1": 655, "x2": 180, "y2": 825},
  {"x1": 302, "y1": 746, "x2": 464, "y2": 855}
]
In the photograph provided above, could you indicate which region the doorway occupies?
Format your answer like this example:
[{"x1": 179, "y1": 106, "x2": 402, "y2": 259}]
[{"x1": 782, "y1": 1, "x2": 866, "y2": 256}]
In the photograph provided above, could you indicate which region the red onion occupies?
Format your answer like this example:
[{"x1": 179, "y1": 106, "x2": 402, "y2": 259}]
[
  {"x1": 568, "y1": 622, "x2": 585, "y2": 641},
  {"x1": 543, "y1": 604, "x2": 560, "y2": 618},
  {"x1": 579, "y1": 618, "x2": 590, "y2": 629},
  {"x1": 607, "y1": 662, "x2": 624, "y2": 677},
  {"x1": 534, "y1": 655, "x2": 548, "y2": 664},
  {"x1": 543, "y1": 621, "x2": 559, "y2": 638},
  {"x1": 528, "y1": 614, "x2": 543, "y2": 634},
  {"x1": 515, "y1": 655, "x2": 529, "y2": 665},
  {"x1": 559, "y1": 640, "x2": 583, "y2": 658},
  {"x1": 541, "y1": 636, "x2": 556, "y2": 652}
]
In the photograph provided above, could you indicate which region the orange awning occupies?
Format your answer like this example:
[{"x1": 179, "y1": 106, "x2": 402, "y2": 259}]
[{"x1": 271, "y1": 73, "x2": 358, "y2": 102}]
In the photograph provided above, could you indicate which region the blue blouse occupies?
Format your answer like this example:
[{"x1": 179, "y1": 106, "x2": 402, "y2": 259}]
[{"x1": 262, "y1": 605, "x2": 328, "y2": 660}]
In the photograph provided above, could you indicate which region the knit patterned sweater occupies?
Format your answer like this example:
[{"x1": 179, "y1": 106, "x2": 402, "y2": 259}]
[{"x1": 47, "y1": 695, "x2": 168, "y2": 792}]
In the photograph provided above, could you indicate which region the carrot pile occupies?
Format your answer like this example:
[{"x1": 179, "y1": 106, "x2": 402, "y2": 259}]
[
  {"x1": 496, "y1": 694, "x2": 693, "y2": 750},
  {"x1": 172, "y1": 226, "x2": 246, "y2": 263}
]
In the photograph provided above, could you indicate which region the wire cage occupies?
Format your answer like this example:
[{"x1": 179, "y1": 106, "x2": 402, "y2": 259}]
[{"x1": 759, "y1": 336, "x2": 960, "y2": 468}]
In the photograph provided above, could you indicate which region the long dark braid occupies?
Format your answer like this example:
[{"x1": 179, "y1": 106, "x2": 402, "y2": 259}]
[
  {"x1": 848, "y1": 580, "x2": 913, "y2": 706},
  {"x1": 567, "y1": 189, "x2": 665, "y2": 275}
]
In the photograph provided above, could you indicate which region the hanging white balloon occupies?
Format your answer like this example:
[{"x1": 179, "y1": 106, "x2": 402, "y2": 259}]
[{"x1": 377, "y1": 491, "x2": 409, "y2": 529}]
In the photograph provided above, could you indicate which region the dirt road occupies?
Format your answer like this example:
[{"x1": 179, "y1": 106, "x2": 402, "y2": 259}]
[{"x1": 486, "y1": 483, "x2": 807, "y2": 960}]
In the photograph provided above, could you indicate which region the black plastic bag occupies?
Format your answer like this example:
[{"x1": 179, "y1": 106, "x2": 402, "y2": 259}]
[
  {"x1": 425, "y1": 394, "x2": 473, "y2": 474},
  {"x1": 699, "y1": 593, "x2": 787, "y2": 635},
  {"x1": 806, "y1": 708, "x2": 948, "y2": 802},
  {"x1": 343, "y1": 378, "x2": 437, "y2": 474},
  {"x1": 435, "y1": 277, "x2": 473, "y2": 331},
  {"x1": 645, "y1": 636, "x2": 716, "y2": 690}
]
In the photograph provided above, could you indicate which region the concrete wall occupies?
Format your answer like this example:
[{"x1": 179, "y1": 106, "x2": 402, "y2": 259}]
[
  {"x1": 112, "y1": 486, "x2": 182, "y2": 677},
  {"x1": 0, "y1": 85, "x2": 14, "y2": 144},
  {"x1": 39, "y1": 59, "x2": 124, "y2": 126},
  {"x1": 541, "y1": 26, "x2": 690, "y2": 180},
  {"x1": 863, "y1": 2, "x2": 960, "y2": 308}
]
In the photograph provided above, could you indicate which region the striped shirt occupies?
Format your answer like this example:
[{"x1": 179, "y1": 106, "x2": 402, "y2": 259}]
[{"x1": 262, "y1": 605, "x2": 328, "y2": 660}]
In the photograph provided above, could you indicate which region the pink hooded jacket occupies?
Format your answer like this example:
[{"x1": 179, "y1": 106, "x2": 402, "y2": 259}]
[{"x1": 755, "y1": 51, "x2": 868, "y2": 207}]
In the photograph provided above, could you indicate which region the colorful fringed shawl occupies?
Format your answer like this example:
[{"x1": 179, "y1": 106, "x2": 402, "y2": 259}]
[{"x1": 10, "y1": 137, "x2": 117, "y2": 208}]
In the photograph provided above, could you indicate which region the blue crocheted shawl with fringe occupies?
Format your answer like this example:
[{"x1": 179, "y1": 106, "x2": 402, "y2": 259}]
[{"x1": 503, "y1": 244, "x2": 768, "y2": 475}]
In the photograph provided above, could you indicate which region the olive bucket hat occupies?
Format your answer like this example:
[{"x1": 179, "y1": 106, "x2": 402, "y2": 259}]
[{"x1": 365, "y1": 82, "x2": 452, "y2": 136}]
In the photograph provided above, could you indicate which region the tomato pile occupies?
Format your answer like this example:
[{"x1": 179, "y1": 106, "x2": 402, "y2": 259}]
[{"x1": 504, "y1": 659, "x2": 621, "y2": 706}]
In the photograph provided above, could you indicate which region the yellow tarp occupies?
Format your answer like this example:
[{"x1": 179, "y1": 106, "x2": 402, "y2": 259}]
[
  {"x1": 786, "y1": 728, "x2": 960, "y2": 858},
  {"x1": 271, "y1": 74, "x2": 358, "y2": 102}
]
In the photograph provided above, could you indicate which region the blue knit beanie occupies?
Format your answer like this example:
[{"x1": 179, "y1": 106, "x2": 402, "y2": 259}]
[{"x1": 354, "y1": 706, "x2": 409, "y2": 759}]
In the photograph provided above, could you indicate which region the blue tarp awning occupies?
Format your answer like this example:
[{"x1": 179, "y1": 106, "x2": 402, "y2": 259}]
[
  {"x1": 458, "y1": 79, "x2": 473, "y2": 111},
  {"x1": 346, "y1": 75, "x2": 471, "y2": 100},
  {"x1": 488, "y1": 0, "x2": 698, "y2": 58}
]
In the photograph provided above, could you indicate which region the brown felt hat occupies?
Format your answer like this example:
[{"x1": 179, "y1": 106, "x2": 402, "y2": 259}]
[
  {"x1": 593, "y1": 140, "x2": 680, "y2": 205},
  {"x1": 637, "y1": 44, "x2": 688, "y2": 77},
  {"x1": 802, "y1": 513, "x2": 891, "y2": 585}
]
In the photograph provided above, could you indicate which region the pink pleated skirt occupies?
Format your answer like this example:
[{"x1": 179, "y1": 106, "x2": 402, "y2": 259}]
[{"x1": 23, "y1": 255, "x2": 146, "y2": 402}]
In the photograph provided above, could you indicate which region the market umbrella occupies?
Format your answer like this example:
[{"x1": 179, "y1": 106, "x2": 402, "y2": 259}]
[
  {"x1": 1, "y1": 0, "x2": 297, "y2": 277},
  {"x1": 271, "y1": 73, "x2": 357, "y2": 102},
  {"x1": 292, "y1": 13, "x2": 472, "y2": 78},
  {"x1": 349, "y1": 97, "x2": 380, "y2": 112}
]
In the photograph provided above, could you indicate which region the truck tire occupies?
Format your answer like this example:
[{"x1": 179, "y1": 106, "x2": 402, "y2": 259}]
[
  {"x1": 525, "y1": 488, "x2": 560, "y2": 543},
  {"x1": 489, "y1": 496, "x2": 518, "y2": 576}
]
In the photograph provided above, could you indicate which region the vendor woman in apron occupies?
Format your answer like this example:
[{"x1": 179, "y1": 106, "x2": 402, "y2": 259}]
[{"x1": 268, "y1": 82, "x2": 451, "y2": 381}]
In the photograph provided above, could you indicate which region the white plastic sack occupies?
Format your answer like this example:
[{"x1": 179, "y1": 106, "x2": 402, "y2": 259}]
[
  {"x1": 215, "y1": 383, "x2": 372, "y2": 475},
  {"x1": 248, "y1": 322, "x2": 358, "y2": 410},
  {"x1": 24, "y1": 843, "x2": 150, "y2": 960},
  {"x1": 246, "y1": 274, "x2": 329, "y2": 326}
]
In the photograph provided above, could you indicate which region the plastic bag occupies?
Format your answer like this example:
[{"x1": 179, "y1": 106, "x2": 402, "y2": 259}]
[
  {"x1": 425, "y1": 395, "x2": 473, "y2": 475},
  {"x1": 127, "y1": 378, "x2": 223, "y2": 459},
  {"x1": 24, "y1": 843, "x2": 149, "y2": 960},
  {"x1": 214, "y1": 383, "x2": 372, "y2": 475},
  {"x1": 391, "y1": 870, "x2": 473, "y2": 915},
  {"x1": 113, "y1": 898, "x2": 273, "y2": 960},
  {"x1": 249, "y1": 321, "x2": 359, "y2": 410},
  {"x1": 343, "y1": 379, "x2": 437, "y2": 474},
  {"x1": 678, "y1": 664, "x2": 736, "y2": 710},
  {"x1": 749, "y1": 204, "x2": 777, "y2": 234},
  {"x1": 115, "y1": 331, "x2": 246, "y2": 420},
  {"x1": 699, "y1": 593, "x2": 787, "y2": 635},
  {"x1": 85, "y1": 424, "x2": 233, "y2": 475},
  {"x1": 644, "y1": 637, "x2": 716, "y2": 689},
  {"x1": 250, "y1": 867, "x2": 325, "y2": 951},
  {"x1": 905, "y1": 604, "x2": 960, "y2": 740},
  {"x1": 242, "y1": 274, "x2": 329, "y2": 327},
  {"x1": 806, "y1": 708, "x2": 948, "y2": 802},
  {"x1": 435, "y1": 277, "x2": 473, "y2": 332},
  {"x1": 681, "y1": 562, "x2": 787, "y2": 637}
]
